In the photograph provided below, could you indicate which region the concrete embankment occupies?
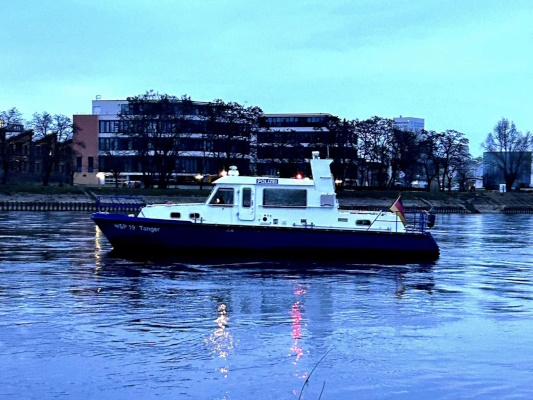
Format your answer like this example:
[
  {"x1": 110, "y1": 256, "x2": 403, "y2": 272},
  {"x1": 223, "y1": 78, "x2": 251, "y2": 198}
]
[
  {"x1": 336, "y1": 190, "x2": 533, "y2": 214},
  {"x1": 0, "y1": 190, "x2": 532, "y2": 213}
]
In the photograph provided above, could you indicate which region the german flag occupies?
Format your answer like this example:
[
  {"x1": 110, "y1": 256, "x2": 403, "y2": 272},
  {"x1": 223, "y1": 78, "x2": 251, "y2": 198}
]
[{"x1": 390, "y1": 195, "x2": 406, "y2": 227}]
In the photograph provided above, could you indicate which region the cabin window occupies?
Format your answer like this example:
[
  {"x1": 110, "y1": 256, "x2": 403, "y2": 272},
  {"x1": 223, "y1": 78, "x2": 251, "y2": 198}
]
[
  {"x1": 190, "y1": 213, "x2": 200, "y2": 219},
  {"x1": 338, "y1": 218, "x2": 348, "y2": 222},
  {"x1": 356, "y1": 220, "x2": 371, "y2": 226},
  {"x1": 209, "y1": 188, "x2": 234, "y2": 205},
  {"x1": 242, "y1": 187, "x2": 252, "y2": 208},
  {"x1": 263, "y1": 189, "x2": 307, "y2": 207},
  {"x1": 170, "y1": 212, "x2": 181, "y2": 219}
]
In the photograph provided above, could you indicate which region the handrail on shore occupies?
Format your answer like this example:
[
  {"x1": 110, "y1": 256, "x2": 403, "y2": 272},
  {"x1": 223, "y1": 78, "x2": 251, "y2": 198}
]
[{"x1": 0, "y1": 195, "x2": 148, "y2": 213}]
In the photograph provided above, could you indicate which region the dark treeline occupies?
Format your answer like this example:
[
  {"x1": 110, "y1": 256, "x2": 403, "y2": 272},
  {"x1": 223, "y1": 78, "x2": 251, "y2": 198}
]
[
  {"x1": 106, "y1": 91, "x2": 476, "y2": 191},
  {"x1": 315, "y1": 116, "x2": 472, "y2": 191},
  {"x1": 2, "y1": 90, "x2": 532, "y2": 191}
]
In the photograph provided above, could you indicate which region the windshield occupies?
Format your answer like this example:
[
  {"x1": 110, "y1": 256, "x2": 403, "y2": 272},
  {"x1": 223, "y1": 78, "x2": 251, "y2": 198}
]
[{"x1": 209, "y1": 188, "x2": 234, "y2": 205}]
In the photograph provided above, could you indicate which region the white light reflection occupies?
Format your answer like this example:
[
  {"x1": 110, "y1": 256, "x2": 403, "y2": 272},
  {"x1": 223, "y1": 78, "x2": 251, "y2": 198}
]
[
  {"x1": 94, "y1": 225, "x2": 103, "y2": 274},
  {"x1": 205, "y1": 304, "x2": 233, "y2": 378}
]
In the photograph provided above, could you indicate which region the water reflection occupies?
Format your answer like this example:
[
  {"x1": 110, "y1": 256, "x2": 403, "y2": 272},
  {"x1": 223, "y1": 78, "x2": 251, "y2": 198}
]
[
  {"x1": 2, "y1": 213, "x2": 533, "y2": 399},
  {"x1": 289, "y1": 284, "x2": 307, "y2": 366},
  {"x1": 205, "y1": 304, "x2": 233, "y2": 377}
]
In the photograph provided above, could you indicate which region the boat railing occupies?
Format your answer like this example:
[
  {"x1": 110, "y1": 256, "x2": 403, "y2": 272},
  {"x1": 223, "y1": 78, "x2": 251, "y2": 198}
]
[
  {"x1": 365, "y1": 210, "x2": 434, "y2": 234},
  {"x1": 96, "y1": 196, "x2": 146, "y2": 213},
  {"x1": 405, "y1": 211, "x2": 433, "y2": 233}
]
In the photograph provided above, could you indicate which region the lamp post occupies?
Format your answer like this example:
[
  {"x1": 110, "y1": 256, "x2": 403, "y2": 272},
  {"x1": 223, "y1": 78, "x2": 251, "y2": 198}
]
[{"x1": 195, "y1": 172, "x2": 204, "y2": 190}]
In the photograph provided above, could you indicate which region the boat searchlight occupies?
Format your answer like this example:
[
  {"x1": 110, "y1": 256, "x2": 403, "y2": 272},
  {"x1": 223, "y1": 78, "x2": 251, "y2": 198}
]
[{"x1": 228, "y1": 166, "x2": 239, "y2": 176}]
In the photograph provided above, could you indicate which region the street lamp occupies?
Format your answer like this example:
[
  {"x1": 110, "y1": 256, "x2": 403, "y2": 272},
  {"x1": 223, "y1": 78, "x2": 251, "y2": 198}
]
[{"x1": 195, "y1": 172, "x2": 206, "y2": 190}]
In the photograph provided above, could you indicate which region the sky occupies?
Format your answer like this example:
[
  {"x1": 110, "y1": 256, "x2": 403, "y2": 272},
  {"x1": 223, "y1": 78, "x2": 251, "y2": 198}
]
[{"x1": 1, "y1": 0, "x2": 532, "y2": 156}]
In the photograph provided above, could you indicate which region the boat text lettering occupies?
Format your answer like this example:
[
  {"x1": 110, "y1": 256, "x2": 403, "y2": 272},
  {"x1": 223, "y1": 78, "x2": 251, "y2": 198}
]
[
  {"x1": 113, "y1": 223, "x2": 159, "y2": 233},
  {"x1": 256, "y1": 178, "x2": 278, "y2": 184},
  {"x1": 114, "y1": 223, "x2": 136, "y2": 230},
  {"x1": 139, "y1": 225, "x2": 160, "y2": 233}
]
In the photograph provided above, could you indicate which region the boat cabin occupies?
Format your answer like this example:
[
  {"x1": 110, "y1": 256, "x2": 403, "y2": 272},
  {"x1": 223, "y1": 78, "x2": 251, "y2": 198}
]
[{"x1": 139, "y1": 152, "x2": 407, "y2": 233}]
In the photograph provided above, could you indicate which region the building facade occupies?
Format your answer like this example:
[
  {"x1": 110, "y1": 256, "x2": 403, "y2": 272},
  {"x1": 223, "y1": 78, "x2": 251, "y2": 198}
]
[
  {"x1": 7, "y1": 130, "x2": 33, "y2": 175},
  {"x1": 256, "y1": 113, "x2": 333, "y2": 177},
  {"x1": 0, "y1": 127, "x2": 74, "y2": 184},
  {"x1": 483, "y1": 151, "x2": 532, "y2": 189},
  {"x1": 393, "y1": 116, "x2": 425, "y2": 132},
  {"x1": 72, "y1": 99, "x2": 336, "y2": 185}
]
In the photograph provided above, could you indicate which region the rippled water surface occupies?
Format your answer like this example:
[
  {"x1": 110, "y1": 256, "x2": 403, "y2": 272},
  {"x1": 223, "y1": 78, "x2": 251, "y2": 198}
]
[{"x1": 1, "y1": 212, "x2": 533, "y2": 399}]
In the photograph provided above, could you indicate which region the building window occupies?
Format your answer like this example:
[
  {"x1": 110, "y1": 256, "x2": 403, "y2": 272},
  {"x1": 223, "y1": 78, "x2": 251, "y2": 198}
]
[
  {"x1": 88, "y1": 157, "x2": 94, "y2": 173},
  {"x1": 99, "y1": 120, "x2": 117, "y2": 133},
  {"x1": 35, "y1": 162, "x2": 40, "y2": 173},
  {"x1": 76, "y1": 157, "x2": 82, "y2": 173}
]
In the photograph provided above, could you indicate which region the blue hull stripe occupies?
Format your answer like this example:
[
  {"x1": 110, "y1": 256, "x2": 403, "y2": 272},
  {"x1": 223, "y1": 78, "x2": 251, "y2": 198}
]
[{"x1": 92, "y1": 213, "x2": 440, "y2": 260}]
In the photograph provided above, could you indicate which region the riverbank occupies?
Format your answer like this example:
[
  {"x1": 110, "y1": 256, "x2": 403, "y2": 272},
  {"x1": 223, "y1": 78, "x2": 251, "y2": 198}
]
[{"x1": 1, "y1": 185, "x2": 533, "y2": 213}]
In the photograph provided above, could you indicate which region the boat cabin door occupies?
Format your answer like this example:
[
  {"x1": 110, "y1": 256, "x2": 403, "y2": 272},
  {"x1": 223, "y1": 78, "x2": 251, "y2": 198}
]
[{"x1": 238, "y1": 187, "x2": 255, "y2": 221}]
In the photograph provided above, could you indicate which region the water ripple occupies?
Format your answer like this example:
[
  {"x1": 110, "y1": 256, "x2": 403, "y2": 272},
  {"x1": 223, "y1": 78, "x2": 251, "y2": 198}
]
[{"x1": 1, "y1": 212, "x2": 533, "y2": 399}]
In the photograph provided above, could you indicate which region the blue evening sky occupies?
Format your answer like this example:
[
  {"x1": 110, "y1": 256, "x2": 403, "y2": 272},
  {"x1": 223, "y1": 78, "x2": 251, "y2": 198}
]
[{"x1": 2, "y1": 0, "x2": 532, "y2": 156}]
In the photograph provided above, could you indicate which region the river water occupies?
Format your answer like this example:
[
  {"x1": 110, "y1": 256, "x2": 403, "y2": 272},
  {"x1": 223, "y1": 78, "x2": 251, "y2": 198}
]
[{"x1": 0, "y1": 212, "x2": 532, "y2": 400}]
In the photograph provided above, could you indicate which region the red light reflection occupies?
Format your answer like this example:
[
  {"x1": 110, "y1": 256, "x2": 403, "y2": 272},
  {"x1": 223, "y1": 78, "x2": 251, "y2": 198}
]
[{"x1": 289, "y1": 285, "x2": 308, "y2": 366}]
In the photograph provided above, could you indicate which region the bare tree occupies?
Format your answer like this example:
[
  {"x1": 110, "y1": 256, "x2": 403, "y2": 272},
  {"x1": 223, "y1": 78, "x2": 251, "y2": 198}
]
[
  {"x1": 417, "y1": 130, "x2": 440, "y2": 191},
  {"x1": 455, "y1": 154, "x2": 477, "y2": 191},
  {"x1": 319, "y1": 117, "x2": 358, "y2": 186},
  {"x1": 483, "y1": 118, "x2": 533, "y2": 191},
  {"x1": 205, "y1": 99, "x2": 263, "y2": 175},
  {"x1": 389, "y1": 126, "x2": 419, "y2": 187},
  {"x1": 437, "y1": 130, "x2": 470, "y2": 191},
  {"x1": 118, "y1": 91, "x2": 194, "y2": 188},
  {"x1": 355, "y1": 117, "x2": 393, "y2": 187}
]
